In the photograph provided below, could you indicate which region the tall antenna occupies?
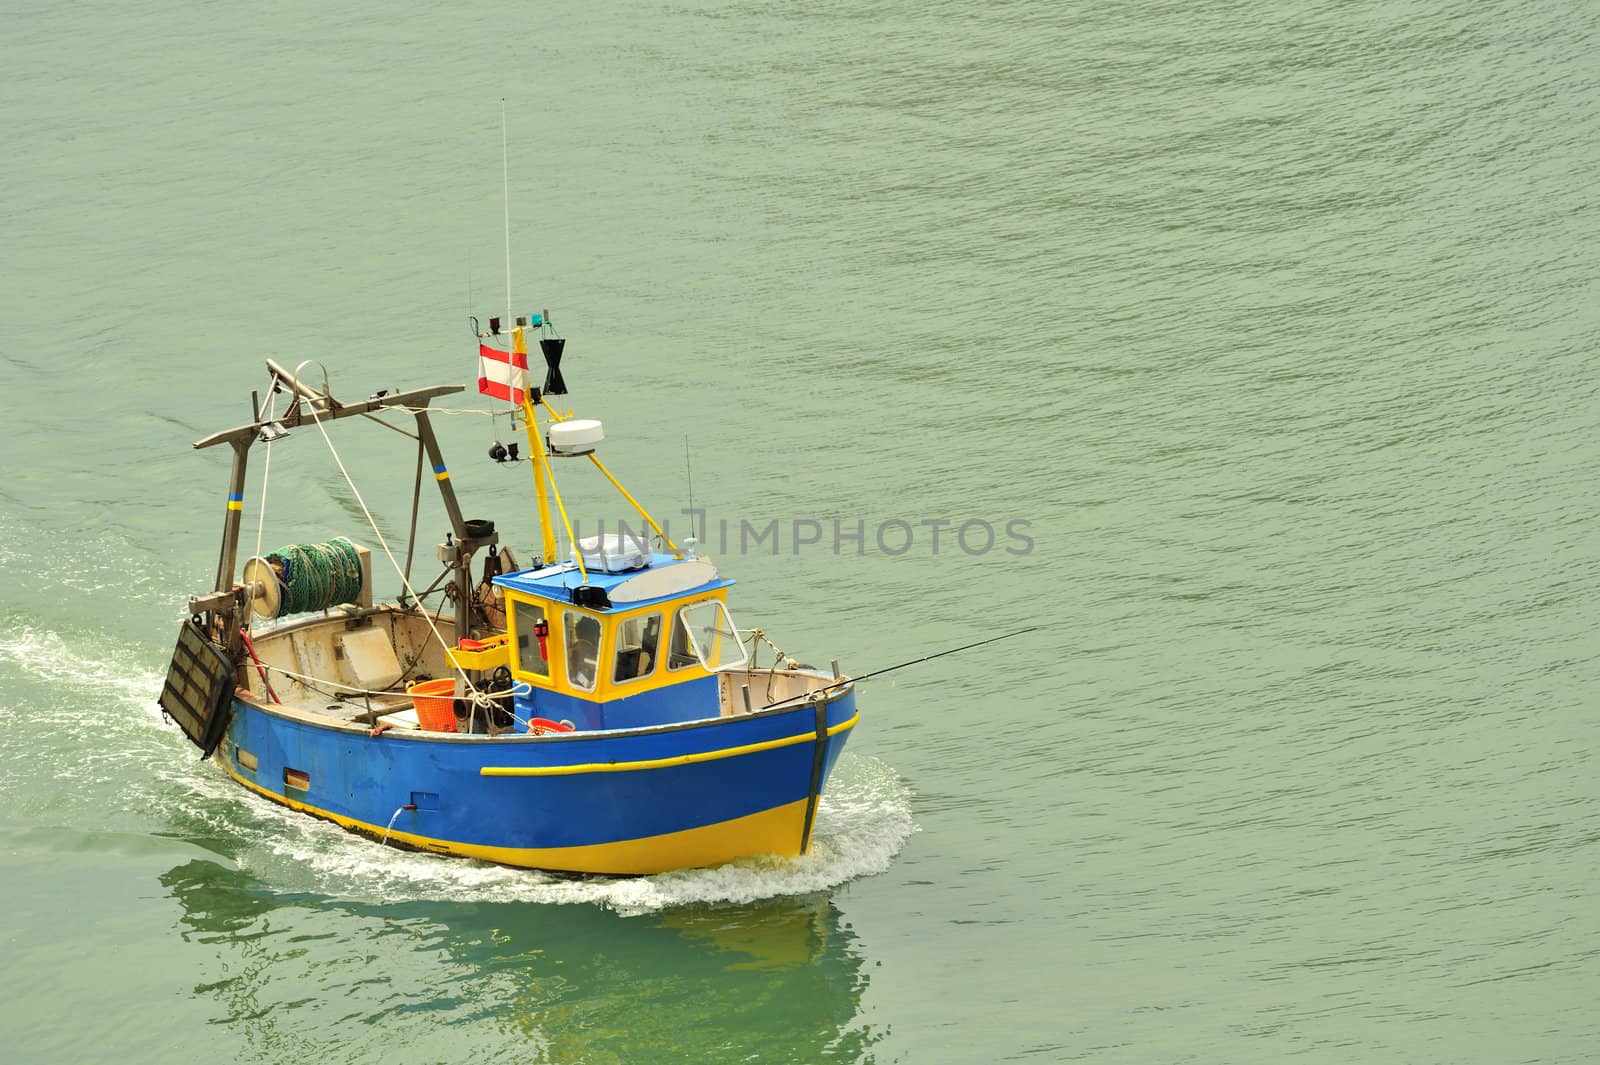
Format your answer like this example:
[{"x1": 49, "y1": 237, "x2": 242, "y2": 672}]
[
  {"x1": 684, "y1": 433, "x2": 696, "y2": 541},
  {"x1": 501, "y1": 99, "x2": 513, "y2": 355}
]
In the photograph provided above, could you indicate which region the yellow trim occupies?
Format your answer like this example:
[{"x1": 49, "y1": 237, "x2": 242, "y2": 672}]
[
  {"x1": 504, "y1": 591, "x2": 744, "y2": 703},
  {"x1": 227, "y1": 500, "x2": 243, "y2": 511},
  {"x1": 505, "y1": 594, "x2": 559, "y2": 686},
  {"x1": 601, "y1": 605, "x2": 670, "y2": 695},
  {"x1": 592, "y1": 594, "x2": 728, "y2": 699},
  {"x1": 585, "y1": 452, "x2": 681, "y2": 558},
  {"x1": 523, "y1": 399, "x2": 557, "y2": 564},
  {"x1": 480, "y1": 711, "x2": 859, "y2": 777},
  {"x1": 520, "y1": 392, "x2": 558, "y2": 565},
  {"x1": 446, "y1": 638, "x2": 512, "y2": 672},
  {"x1": 558, "y1": 603, "x2": 603, "y2": 695},
  {"x1": 542, "y1": 455, "x2": 586, "y2": 581},
  {"x1": 529, "y1": 395, "x2": 680, "y2": 565},
  {"x1": 435, "y1": 470, "x2": 450, "y2": 481},
  {"x1": 537, "y1": 396, "x2": 676, "y2": 557},
  {"x1": 217, "y1": 756, "x2": 810, "y2": 874}
]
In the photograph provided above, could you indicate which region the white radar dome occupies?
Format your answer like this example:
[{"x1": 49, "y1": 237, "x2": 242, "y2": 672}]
[{"x1": 548, "y1": 418, "x2": 604, "y2": 455}]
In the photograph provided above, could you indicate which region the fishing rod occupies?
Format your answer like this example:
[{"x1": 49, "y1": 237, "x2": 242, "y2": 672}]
[{"x1": 760, "y1": 626, "x2": 1040, "y2": 710}]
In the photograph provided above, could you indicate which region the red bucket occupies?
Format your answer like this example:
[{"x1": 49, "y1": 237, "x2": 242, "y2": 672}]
[
  {"x1": 528, "y1": 717, "x2": 575, "y2": 736},
  {"x1": 406, "y1": 678, "x2": 458, "y2": 732}
]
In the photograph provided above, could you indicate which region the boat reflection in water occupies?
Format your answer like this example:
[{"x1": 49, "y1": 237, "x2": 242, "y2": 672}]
[{"x1": 160, "y1": 858, "x2": 881, "y2": 1060}]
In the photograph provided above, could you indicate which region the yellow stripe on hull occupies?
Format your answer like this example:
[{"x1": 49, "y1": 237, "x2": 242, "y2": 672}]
[
  {"x1": 217, "y1": 758, "x2": 812, "y2": 875},
  {"x1": 481, "y1": 711, "x2": 859, "y2": 777}
]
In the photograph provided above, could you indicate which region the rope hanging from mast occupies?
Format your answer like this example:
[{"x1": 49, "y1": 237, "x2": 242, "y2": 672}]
[{"x1": 289, "y1": 359, "x2": 484, "y2": 700}]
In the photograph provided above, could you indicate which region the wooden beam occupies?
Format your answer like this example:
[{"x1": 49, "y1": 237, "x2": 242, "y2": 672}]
[{"x1": 193, "y1": 381, "x2": 463, "y2": 450}]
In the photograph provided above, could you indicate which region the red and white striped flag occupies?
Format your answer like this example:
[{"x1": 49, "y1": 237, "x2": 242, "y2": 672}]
[{"x1": 477, "y1": 343, "x2": 528, "y2": 402}]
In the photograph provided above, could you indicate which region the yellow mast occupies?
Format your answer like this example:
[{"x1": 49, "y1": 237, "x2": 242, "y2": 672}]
[
  {"x1": 585, "y1": 453, "x2": 682, "y2": 558},
  {"x1": 514, "y1": 325, "x2": 559, "y2": 566},
  {"x1": 513, "y1": 327, "x2": 683, "y2": 574},
  {"x1": 535, "y1": 397, "x2": 681, "y2": 558}
]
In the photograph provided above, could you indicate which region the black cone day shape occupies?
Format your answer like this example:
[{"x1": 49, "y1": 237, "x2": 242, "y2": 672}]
[{"x1": 540, "y1": 338, "x2": 568, "y2": 395}]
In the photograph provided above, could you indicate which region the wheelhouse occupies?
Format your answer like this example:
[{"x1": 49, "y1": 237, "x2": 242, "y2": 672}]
[{"x1": 496, "y1": 552, "x2": 749, "y2": 732}]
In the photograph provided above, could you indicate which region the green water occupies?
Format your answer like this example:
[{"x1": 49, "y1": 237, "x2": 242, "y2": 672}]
[{"x1": 2, "y1": 1, "x2": 1597, "y2": 1061}]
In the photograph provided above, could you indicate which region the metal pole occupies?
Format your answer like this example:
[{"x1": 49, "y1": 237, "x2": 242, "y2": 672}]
[
  {"x1": 402, "y1": 436, "x2": 424, "y2": 595},
  {"x1": 412, "y1": 410, "x2": 466, "y2": 539},
  {"x1": 521, "y1": 395, "x2": 559, "y2": 565},
  {"x1": 410, "y1": 408, "x2": 475, "y2": 644},
  {"x1": 214, "y1": 438, "x2": 252, "y2": 594}
]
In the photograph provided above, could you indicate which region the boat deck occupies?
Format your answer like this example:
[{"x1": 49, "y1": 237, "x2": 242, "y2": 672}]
[{"x1": 240, "y1": 604, "x2": 847, "y2": 735}]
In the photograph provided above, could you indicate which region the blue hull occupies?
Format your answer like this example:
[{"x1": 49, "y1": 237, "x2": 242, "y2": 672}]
[{"x1": 215, "y1": 690, "x2": 857, "y2": 875}]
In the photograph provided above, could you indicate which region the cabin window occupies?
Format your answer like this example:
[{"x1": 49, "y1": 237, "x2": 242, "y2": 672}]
[
  {"x1": 666, "y1": 605, "x2": 698, "y2": 671},
  {"x1": 513, "y1": 600, "x2": 550, "y2": 678},
  {"x1": 565, "y1": 611, "x2": 602, "y2": 692},
  {"x1": 612, "y1": 612, "x2": 662, "y2": 685},
  {"x1": 676, "y1": 600, "x2": 749, "y2": 672}
]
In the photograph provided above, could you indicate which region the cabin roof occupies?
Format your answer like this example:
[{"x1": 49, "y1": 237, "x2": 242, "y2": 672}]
[{"x1": 493, "y1": 552, "x2": 733, "y2": 612}]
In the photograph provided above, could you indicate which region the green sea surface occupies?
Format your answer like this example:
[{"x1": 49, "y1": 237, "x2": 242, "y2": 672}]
[{"x1": 2, "y1": 1, "x2": 1596, "y2": 1062}]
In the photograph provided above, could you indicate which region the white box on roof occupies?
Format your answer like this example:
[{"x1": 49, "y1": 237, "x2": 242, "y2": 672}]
[{"x1": 575, "y1": 532, "x2": 650, "y2": 573}]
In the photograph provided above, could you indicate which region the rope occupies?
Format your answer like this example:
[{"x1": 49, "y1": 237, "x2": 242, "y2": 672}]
[
  {"x1": 734, "y1": 627, "x2": 792, "y2": 703},
  {"x1": 250, "y1": 658, "x2": 524, "y2": 701},
  {"x1": 292, "y1": 359, "x2": 479, "y2": 698},
  {"x1": 265, "y1": 537, "x2": 364, "y2": 615},
  {"x1": 402, "y1": 437, "x2": 424, "y2": 591},
  {"x1": 242, "y1": 364, "x2": 557, "y2": 733},
  {"x1": 394, "y1": 405, "x2": 505, "y2": 418},
  {"x1": 248, "y1": 657, "x2": 547, "y2": 734},
  {"x1": 252, "y1": 382, "x2": 279, "y2": 571},
  {"x1": 239, "y1": 631, "x2": 281, "y2": 703}
]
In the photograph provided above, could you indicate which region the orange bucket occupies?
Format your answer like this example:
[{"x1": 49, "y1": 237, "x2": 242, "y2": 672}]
[{"x1": 406, "y1": 678, "x2": 458, "y2": 733}]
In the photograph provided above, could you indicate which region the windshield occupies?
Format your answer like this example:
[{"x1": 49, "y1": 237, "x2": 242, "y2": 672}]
[{"x1": 675, "y1": 600, "x2": 748, "y2": 672}]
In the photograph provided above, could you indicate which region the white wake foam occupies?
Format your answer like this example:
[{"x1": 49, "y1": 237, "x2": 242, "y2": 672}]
[
  {"x1": 1, "y1": 621, "x2": 916, "y2": 914},
  {"x1": 207, "y1": 753, "x2": 915, "y2": 915},
  {"x1": 0, "y1": 512, "x2": 177, "y2": 606},
  {"x1": 0, "y1": 626, "x2": 167, "y2": 722}
]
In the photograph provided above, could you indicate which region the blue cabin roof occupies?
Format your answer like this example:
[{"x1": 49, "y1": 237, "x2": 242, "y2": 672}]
[{"x1": 493, "y1": 552, "x2": 733, "y2": 612}]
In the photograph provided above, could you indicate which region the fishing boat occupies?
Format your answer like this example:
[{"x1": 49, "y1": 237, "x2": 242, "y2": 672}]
[{"x1": 158, "y1": 316, "x2": 859, "y2": 875}]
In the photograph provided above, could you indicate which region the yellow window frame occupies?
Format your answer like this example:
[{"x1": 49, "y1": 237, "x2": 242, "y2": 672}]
[{"x1": 507, "y1": 593, "x2": 560, "y2": 688}]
